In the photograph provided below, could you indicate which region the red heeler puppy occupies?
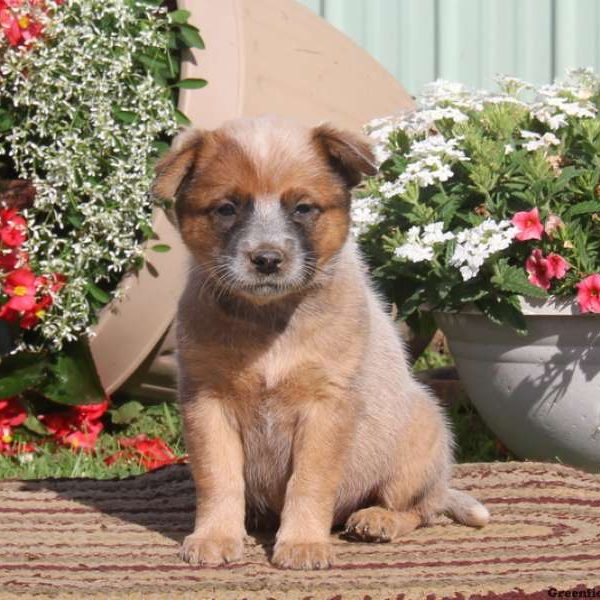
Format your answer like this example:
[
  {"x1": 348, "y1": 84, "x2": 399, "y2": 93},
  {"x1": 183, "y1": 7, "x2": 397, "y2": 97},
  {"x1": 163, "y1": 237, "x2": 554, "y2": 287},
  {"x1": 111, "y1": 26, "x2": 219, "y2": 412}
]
[{"x1": 152, "y1": 116, "x2": 489, "y2": 570}]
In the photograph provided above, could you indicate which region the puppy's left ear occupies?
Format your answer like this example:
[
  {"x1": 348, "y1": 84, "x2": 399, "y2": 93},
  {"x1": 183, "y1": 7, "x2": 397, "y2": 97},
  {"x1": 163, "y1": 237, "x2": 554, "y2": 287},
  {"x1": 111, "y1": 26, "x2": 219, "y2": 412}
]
[
  {"x1": 151, "y1": 128, "x2": 204, "y2": 200},
  {"x1": 312, "y1": 124, "x2": 378, "y2": 187}
]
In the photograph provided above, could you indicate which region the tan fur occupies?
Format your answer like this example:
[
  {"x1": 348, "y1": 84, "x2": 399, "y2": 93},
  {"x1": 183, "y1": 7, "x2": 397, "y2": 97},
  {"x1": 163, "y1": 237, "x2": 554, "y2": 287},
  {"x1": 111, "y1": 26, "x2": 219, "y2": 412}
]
[{"x1": 154, "y1": 116, "x2": 489, "y2": 571}]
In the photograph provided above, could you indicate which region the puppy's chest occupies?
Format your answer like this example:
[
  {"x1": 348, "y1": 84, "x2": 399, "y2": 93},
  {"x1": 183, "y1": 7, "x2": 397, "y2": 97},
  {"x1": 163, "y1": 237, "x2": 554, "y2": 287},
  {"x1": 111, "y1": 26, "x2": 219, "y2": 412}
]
[{"x1": 240, "y1": 398, "x2": 295, "y2": 512}]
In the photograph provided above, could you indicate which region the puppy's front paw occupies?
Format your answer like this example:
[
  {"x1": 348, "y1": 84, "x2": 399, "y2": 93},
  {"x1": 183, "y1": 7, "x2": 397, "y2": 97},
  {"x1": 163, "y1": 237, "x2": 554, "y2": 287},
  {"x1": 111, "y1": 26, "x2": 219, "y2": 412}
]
[
  {"x1": 272, "y1": 540, "x2": 334, "y2": 570},
  {"x1": 179, "y1": 533, "x2": 244, "y2": 566}
]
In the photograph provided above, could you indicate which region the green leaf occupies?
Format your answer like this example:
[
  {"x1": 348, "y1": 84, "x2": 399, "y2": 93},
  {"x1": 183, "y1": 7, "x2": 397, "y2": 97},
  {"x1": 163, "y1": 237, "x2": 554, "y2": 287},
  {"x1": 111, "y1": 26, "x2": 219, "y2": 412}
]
[
  {"x1": 171, "y1": 78, "x2": 208, "y2": 89},
  {"x1": 39, "y1": 340, "x2": 105, "y2": 406},
  {"x1": 139, "y1": 222, "x2": 157, "y2": 240},
  {"x1": 152, "y1": 141, "x2": 170, "y2": 157},
  {"x1": 0, "y1": 354, "x2": 47, "y2": 397},
  {"x1": 168, "y1": 9, "x2": 191, "y2": 24},
  {"x1": 491, "y1": 262, "x2": 548, "y2": 299},
  {"x1": 399, "y1": 289, "x2": 425, "y2": 317},
  {"x1": 23, "y1": 414, "x2": 48, "y2": 436},
  {"x1": 136, "y1": 53, "x2": 170, "y2": 76},
  {"x1": 476, "y1": 296, "x2": 528, "y2": 335},
  {"x1": 113, "y1": 109, "x2": 137, "y2": 124},
  {"x1": 86, "y1": 282, "x2": 111, "y2": 304},
  {"x1": 564, "y1": 200, "x2": 600, "y2": 219},
  {"x1": 176, "y1": 24, "x2": 205, "y2": 49},
  {"x1": 0, "y1": 110, "x2": 14, "y2": 132},
  {"x1": 66, "y1": 212, "x2": 83, "y2": 228},
  {"x1": 151, "y1": 244, "x2": 171, "y2": 253},
  {"x1": 109, "y1": 400, "x2": 144, "y2": 425},
  {"x1": 175, "y1": 109, "x2": 192, "y2": 126}
]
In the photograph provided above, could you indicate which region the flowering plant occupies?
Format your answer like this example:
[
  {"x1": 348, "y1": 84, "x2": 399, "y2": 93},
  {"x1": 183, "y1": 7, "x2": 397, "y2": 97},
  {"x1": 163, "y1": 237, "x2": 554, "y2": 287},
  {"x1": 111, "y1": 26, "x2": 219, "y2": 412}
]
[
  {"x1": 0, "y1": 0, "x2": 203, "y2": 449},
  {"x1": 357, "y1": 69, "x2": 600, "y2": 333}
]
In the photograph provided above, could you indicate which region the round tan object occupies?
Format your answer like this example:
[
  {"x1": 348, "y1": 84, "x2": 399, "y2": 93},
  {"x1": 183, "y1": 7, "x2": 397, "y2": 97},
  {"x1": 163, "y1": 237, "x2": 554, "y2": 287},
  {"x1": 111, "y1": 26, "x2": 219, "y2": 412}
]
[{"x1": 90, "y1": 0, "x2": 415, "y2": 399}]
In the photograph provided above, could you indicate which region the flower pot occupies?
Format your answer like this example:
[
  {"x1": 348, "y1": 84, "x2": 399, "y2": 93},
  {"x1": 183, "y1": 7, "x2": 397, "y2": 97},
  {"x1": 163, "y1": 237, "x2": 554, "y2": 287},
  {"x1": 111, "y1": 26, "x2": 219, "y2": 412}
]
[
  {"x1": 434, "y1": 299, "x2": 600, "y2": 471},
  {"x1": 89, "y1": 0, "x2": 415, "y2": 399}
]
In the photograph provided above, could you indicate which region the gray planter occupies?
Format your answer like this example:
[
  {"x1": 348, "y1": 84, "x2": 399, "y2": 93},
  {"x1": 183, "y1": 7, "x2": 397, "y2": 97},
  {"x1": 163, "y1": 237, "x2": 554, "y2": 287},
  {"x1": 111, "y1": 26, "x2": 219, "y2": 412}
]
[{"x1": 435, "y1": 299, "x2": 600, "y2": 471}]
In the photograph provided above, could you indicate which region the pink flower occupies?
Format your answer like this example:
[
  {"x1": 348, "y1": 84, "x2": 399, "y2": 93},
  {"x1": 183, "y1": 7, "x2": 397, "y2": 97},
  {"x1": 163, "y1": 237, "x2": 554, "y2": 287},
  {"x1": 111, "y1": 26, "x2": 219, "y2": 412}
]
[
  {"x1": 544, "y1": 214, "x2": 565, "y2": 237},
  {"x1": 525, "y1": 249, "x2": 551, "y2": 290},
  {"x1": 576, "y1": 274, "x2": 600, "y2": 314},
  {"x1": 512, "y1": 208, "x2": 544, "y2": 241},
  {"x1": 546, "y1": 253, "x2": 569, "y2": 279}
]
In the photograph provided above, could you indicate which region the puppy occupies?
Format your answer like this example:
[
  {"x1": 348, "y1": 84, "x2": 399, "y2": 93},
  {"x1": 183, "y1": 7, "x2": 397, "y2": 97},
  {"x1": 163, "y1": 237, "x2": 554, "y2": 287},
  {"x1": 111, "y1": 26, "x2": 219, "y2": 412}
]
[{"x1": 152, "y1": 116, "x2": 489, "y2": 571}]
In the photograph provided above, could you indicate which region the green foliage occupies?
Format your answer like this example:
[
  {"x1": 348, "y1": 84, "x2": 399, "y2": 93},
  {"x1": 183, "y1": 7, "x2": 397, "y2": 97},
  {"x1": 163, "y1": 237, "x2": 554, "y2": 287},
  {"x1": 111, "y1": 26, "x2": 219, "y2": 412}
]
[{"x1": 0, "y1": 340, "x2": 104, "y2": 405}]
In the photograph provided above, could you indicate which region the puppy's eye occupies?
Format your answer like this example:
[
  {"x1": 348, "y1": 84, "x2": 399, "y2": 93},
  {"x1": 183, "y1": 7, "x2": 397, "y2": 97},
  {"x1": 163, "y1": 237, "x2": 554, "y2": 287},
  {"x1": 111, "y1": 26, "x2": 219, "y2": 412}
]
[
  {"x1": 294, "y1": 203, "x2": 315, "y2": 216},
  {"x1": 215, "y1": 202, "x2": 236, "y2": 217}
]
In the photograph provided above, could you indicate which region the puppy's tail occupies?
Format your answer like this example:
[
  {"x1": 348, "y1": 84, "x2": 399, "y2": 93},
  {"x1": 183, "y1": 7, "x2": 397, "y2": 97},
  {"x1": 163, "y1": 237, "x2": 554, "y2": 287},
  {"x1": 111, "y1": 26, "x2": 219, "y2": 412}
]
[{"x1": 444, "y1": 488, "x2": 490, "y2": 528}]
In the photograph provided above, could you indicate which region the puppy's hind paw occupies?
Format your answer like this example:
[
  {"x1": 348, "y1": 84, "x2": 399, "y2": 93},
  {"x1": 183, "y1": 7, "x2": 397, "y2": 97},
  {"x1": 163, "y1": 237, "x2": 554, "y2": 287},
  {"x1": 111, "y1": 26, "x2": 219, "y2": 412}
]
[
  {"x1": 179, "y1": 533, "x2": 244, "y2": 566},
  {"x1": 272, "y1": 541, "x2": 334, "y2": 570},
  {"x1": 343, "y1": 506, "x2": 421, "y2": 543}
]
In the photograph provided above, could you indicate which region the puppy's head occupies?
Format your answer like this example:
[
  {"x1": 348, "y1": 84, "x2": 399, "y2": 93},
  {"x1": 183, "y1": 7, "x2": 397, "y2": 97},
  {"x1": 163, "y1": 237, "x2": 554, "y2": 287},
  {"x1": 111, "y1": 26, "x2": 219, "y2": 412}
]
[{"x1": 152, "y1": 116, "x2": 376, "y2": 302}]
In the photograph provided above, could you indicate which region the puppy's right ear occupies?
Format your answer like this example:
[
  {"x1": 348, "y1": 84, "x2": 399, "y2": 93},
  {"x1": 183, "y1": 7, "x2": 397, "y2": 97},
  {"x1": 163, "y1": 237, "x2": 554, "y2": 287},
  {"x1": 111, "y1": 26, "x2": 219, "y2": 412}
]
[{"x1": 151, "y1": 128, "x2": 204, "y2": 200}]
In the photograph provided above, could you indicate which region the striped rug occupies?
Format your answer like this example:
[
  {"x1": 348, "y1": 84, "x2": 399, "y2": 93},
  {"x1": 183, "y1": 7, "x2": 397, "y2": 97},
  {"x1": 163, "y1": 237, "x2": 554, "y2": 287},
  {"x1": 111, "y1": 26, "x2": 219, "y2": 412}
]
[{"x1": 1, "y1": 462, "x2": 599, "y2": 599}]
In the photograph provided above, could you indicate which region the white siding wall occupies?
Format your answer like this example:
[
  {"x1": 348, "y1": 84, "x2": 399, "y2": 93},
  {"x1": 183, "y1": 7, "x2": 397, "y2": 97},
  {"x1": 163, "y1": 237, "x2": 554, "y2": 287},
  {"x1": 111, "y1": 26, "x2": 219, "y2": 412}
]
[{"x1": 297, "y1": 0, "x2": 600, "y2": 95}]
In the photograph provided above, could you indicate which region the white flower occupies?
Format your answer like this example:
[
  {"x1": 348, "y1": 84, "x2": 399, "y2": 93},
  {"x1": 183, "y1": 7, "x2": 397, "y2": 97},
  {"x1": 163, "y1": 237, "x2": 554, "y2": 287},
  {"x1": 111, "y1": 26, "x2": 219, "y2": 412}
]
[
  {"x1": 520, "y1": 130, "x2": 560, "y2": 152},
  {"x1": 395, "y1": 243, "x2": 434, "y2": 262},
  {"x1": 504, "y1": 144, "x2": 514, "y2": 155},
  {"x1": 363, "y1": 115, "x2": 404, "y2": 165},
  {"x1": 449, "y1": 219, "x2": 518, "y2": 280},
  {"x1": 407, "y1": 135, "x2": 467, "y2": 162},
  {"x1": 380, "y1": 179, "x2": 406, "y2": 199},
  {"x1": 394, "y1": 222, "x2": 453, "y2": 263},
  {"x1": 351, "y1": 195, "x2": 383, "y2": 236},
  {"x1": 494, "y1": 74, "x2": 533, "y2": 95},
  {"x1": 422, "y1": 222, "x2": 454, "y2": 245}
]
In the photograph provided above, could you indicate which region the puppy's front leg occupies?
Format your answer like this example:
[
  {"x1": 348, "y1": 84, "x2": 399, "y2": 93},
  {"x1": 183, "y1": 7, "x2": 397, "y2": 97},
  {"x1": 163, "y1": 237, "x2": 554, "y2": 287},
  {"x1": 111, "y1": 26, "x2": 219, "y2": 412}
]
[
  {"x1": 179, "y1": 391, "x2": 246, "y2": 566},
  {"x1": 272, "y1": 398, "x2": 352, "y2": 570}
]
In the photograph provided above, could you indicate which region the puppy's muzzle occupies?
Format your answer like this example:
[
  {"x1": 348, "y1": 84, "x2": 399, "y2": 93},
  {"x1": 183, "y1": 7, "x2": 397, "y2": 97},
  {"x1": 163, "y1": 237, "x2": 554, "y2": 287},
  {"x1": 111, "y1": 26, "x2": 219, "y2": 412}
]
[{"x1": 249, "y1": 247, "x2": 285, "y2": 275}]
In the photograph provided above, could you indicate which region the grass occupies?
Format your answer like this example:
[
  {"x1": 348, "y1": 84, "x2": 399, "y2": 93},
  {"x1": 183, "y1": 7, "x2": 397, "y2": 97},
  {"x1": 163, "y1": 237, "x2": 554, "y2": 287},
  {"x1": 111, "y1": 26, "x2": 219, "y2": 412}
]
[{"x1": 0, "y1": 346, "x2": 510, "y2": 480}]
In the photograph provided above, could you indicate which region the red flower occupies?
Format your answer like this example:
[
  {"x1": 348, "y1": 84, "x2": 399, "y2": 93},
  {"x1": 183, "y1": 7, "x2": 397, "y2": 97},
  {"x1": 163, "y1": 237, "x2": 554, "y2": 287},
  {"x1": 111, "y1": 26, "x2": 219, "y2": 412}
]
[
  {"x1": 20, "y1": 294, "x2": 52, "y2": 329},
  {"x1": 105, "y1": 435, "x2": 186, "y2": 471},
  {"x1": 50, "y1": 273, "x2": 67, "y2": 293},
  {"x1": 72, "y1": 398, "x2": 109, "y2": 422},
  {"x1": 525, "y1": 249, "x2": 552, "y2": 290},
  {"x1": 0, "y1": 7, "x2": 21, "y2": 46},
  {"x1": 0, "y1": 304, "x2": 18, "y2": 322},
  {"x1": 39, "y1": 398, "x2": 109, "y2": 451},
  {"x1": 0, "y1": 397, "x2": 26, "y2": 428},
  {"x1": 0, "y1": 250, "x2": 22, "y2": 271},
  {"x1": 0, "y1": 3, "x2": 44, "y2": 47},
  {"x1": 576, "y1": 274, "x2": 600, "y2": 314},
  {"x1": 0, "y1": 426, "x2": 36, "y2": 455},
  {"x1": 3, "y1": 267, "x2": 36, "y2": 311},
  {"x1": 0, "y1": 208, "x2": 27, "y2": 248},
  {"x1": 63, "y1": 420, "x2": 103, "y2": 451},
  {"x1": 512, "y1": 208, "x2": 544, "y2": 241},
  {"x1": 546, "y1": 252, "x2": 569, "y2": 279}
]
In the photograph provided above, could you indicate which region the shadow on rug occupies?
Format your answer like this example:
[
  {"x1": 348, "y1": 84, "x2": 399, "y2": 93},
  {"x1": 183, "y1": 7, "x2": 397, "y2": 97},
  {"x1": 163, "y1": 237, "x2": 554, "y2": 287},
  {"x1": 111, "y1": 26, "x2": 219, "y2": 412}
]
[{"x1": 1, "y1": 462, "x2": 600, "y2": 599}]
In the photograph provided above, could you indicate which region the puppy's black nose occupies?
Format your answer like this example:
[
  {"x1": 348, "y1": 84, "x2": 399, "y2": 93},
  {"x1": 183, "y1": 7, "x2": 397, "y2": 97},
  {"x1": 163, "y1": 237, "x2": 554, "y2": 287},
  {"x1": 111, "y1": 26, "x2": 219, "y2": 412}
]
[{"x1": 250, "y1": 249, "x2": 284, "y2": 274}]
